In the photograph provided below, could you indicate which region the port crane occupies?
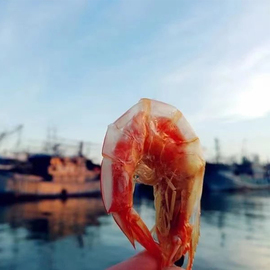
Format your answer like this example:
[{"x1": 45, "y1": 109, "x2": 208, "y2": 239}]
[{"x1": 0, "y1": 125, "x2": 23, "y2": 149}]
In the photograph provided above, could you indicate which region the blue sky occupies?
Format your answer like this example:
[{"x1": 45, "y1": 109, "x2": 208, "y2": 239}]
[{"x1": 0, "y1": 0, "x2": 270, "y2": 162}]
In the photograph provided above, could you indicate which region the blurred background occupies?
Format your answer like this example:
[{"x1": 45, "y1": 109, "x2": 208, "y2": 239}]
[{"x1": 0, "y1": 1, "x2": 269, "y2": 270}]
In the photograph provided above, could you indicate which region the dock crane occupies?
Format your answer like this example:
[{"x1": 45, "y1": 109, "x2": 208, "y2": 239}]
[{"x1": 0, "y1": 125, "x2": 23, "y2": 149}]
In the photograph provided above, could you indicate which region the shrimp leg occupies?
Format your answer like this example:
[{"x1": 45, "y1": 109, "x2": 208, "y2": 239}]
[
  {"x1": 101, "y1": 103, "x2": 161, "y2": 259},
  {"x1": 113, "y1": 208, "x2": 161, "y2": 257},
  {"x1": 101, "y1": 157, "x2": 161, "y2": 258},
  {"x1": 165, "y1": 179, "x2": 182, "y2": 264}
]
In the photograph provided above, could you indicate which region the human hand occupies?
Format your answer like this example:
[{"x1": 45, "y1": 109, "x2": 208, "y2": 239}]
[{"x1": 107, "y1": 251, "x2": 184, "y2": 270}]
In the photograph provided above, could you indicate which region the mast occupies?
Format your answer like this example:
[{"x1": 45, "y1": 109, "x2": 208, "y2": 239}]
[
  {"x1": 78, "y1": 141, "x2": 84, "y2": 157},
  {"x1": 214, "y1": 138, "x2": 221, "y2": 164},
  {"x1": 241, "y1": 138, "x2": 247, "y2": 162}
]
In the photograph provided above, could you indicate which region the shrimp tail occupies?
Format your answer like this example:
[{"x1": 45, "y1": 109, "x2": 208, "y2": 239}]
[{"x1": 112, "y1": 208, "x2": 161, "y2": 260}]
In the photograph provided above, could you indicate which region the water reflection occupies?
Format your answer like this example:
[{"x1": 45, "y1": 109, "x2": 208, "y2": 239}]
[
  {"x1": 0, "y1": 192, "x2": 269, "y2": 270},
  {"x1": 0, "y1": 198, "x2": 106, "y2": 242},
  {"x1": 196, "y1": 191, "x2": 270, "y2": 270},
  {"x1": 0, "y1": 198, "x2": 108, "y2": 270},
  {"x1": 201, "y1": 190, "x2": 270, "y2": 232}
]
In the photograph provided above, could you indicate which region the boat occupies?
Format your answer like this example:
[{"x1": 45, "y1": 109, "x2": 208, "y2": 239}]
[
  {"x1": 0, "y1": 154, "x2": 101, "y2": 199},
  {"x1": 135, "y1": 159, "x2": 270, "y2": 197},
  {"x1": 204, "y1": 159, "x2": 270, "y2": 192}
]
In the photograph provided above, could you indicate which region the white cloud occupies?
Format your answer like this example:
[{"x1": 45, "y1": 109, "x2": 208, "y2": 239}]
[
  {"x1": 158, "y1": 19, "x2": 270, "y2": 123},
  {"x1": 232, "y1": 74, "x2": 270, "y2": 119},
  {"x1": 239, "y1": 46, "x2": 270, "y2": 72}
]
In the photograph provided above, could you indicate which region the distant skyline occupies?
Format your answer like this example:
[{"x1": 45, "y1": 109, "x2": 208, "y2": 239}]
[{"x1": 0, "y1": 1, "x2": 270, "y2": 162}]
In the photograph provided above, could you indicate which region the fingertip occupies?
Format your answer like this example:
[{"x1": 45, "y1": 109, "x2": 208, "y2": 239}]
[{"x1": 107, "y1": 251, "x2": 159, "y2": 270}]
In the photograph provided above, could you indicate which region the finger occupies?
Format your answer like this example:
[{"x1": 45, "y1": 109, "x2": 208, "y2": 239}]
[{"x1": 107, "y1": 251, "x2": 160, "y2": 270}]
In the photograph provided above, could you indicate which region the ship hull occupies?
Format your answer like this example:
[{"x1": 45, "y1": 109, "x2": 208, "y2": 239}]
[
  {"x1": 204, "y1": 166, "x2": 270, "y2": 192},
  {"x1": 0, "y1": 172, "x2": 100, "y2": 200}
]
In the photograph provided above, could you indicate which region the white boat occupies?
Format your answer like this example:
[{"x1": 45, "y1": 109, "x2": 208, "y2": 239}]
[
  {"x1": 0, "y1": 155, "x2": 100, "y2": 199},
  {"x1": 204, "y1": 161, "x2": 270, "y2": 192}
]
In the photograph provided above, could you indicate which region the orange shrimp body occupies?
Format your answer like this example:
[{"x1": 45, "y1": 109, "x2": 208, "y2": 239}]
[{"x1": 101, "y1": 98, "x2": 205, "y2": 269}]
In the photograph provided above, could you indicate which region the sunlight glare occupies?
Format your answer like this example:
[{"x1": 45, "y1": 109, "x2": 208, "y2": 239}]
[{"x1": 235, "y1": 74, "x2": 270, "y2": 118}]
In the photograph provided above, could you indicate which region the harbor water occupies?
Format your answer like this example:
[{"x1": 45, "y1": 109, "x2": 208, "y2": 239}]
[{"x1": 0, "y1": 191, "x2": 269, "y2": 270}]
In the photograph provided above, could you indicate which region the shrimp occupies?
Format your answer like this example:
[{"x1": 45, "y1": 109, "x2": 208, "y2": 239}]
[{"x1": 101, "y1": 98, "x2": 205, "y2": 269}]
